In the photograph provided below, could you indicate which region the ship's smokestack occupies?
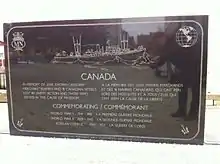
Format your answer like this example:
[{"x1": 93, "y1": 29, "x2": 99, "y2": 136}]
[
  {"x1": 72, "y1": 35, "x2": 81, "y2": 55},
  {"x1": 120, "y1": 32, "x2": 128, "y2": 50}
]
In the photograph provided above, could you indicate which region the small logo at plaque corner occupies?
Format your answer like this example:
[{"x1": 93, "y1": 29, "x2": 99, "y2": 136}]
[
  {"x1": 176, "y1": 26, "x2": 198, "y2": 48},
  {"x1": 180, "y1": 124, "x2": 189, "y2": 135},
  {"x1": 17, "y1": 118, "x2": 24, "y2": 128},
  {"x1": 11, "y1": 32, "x2": 26, "y2": 51}
]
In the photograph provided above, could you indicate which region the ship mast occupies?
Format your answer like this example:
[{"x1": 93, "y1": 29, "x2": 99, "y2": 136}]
[
  {"x1": 120, "y1": 32, "x2": 128, "y2": 50},
  {"x1": 72, "y1": 35, "x2": 81, "y2": 56}
]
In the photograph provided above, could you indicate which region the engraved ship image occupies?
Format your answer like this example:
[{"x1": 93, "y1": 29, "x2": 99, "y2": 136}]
[{"x1": 51, "y1": 33, "x2": 147, "y2": 64}]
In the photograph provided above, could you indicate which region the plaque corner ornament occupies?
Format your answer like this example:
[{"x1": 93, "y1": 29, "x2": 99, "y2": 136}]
[
  {"x1": 176, "y1": 26, "x2": 198, "y2": 48},
  {"x1": 11, "y1": 32, "x2": 26, "y2": 51},
  {"x1": 16, "y1": 118, "x2": 24, "y2": 128},
  {"x1": 180, "y1": 124, "x2": 189, "y2": 135}
]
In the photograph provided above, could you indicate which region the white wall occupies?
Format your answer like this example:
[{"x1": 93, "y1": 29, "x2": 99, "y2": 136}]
[{"x1": 0, "y1": 0, "x2": 219, "y2": 93}]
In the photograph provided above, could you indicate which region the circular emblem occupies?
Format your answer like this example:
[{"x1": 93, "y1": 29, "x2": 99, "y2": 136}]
[
  {"x1": 11, "y1": 32, "x2": 26, "y2": 51},
  {"x1": 176, "y1": 26, "x2": 198, "y2": 48}
]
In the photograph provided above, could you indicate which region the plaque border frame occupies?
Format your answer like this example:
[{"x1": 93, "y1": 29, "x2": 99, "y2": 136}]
[{"x1": 5, "y1": 19, "x2": 204, "y2": 141}]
